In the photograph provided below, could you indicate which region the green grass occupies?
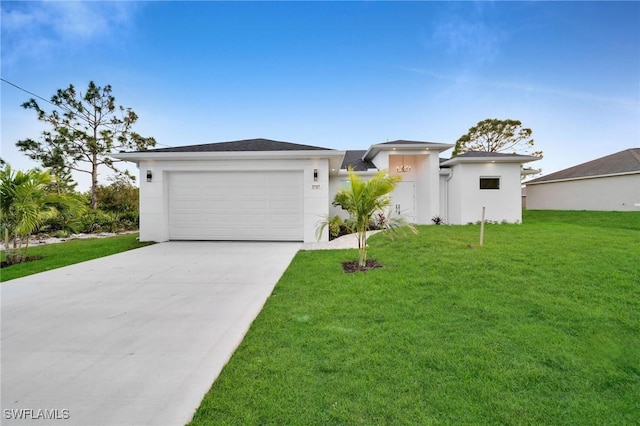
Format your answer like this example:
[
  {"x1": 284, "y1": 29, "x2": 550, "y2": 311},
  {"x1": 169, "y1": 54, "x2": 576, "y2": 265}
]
[
  {"x1": 190, "y1": 210, "x2": 640, "y2": 425},
  {"x1": 1, "y1": 233, "x2": 152, "y2": 282}
]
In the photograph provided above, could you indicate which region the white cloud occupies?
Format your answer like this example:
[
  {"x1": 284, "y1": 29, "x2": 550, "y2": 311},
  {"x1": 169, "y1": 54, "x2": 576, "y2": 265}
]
[
  {"x1": 1, "y1": 1, "x2": 140, "y2": 66},
  {"x1": 405, "y1": 67, "x2": 639, "y2": 109},
  {"x1": 430, "y1": 4, "x2": 506, "y2": 67},
  {"x1": 431, "y1": 15, "x2": 504, "y2": 66}
]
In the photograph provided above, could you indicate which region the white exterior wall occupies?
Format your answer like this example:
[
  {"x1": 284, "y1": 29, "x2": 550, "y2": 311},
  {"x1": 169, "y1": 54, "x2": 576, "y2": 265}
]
[
  {"x1": 526, "y1": 174, "x2": 640, "y2": 211},
  {"x1": 447, "y1": 162, "x2": 523, "y2": 224},
  {"x1": 328, "y1": 152, "x2": 441, "y2": 225},
  {"x1": 138, "y1": 158, "x2": 330, "y2": 243},
  {"x1": 370, "y1": 151, "x2": 390, "y2": 170},
  {"x1": 389, "y1": 153, "x2": 440, "y2": 224},
  {"x1": 328, "y1": 175, "x2": 350, "y2": 219},
  {"x1": 439, "y1": 173, "x2": 449, "y2": 222}
]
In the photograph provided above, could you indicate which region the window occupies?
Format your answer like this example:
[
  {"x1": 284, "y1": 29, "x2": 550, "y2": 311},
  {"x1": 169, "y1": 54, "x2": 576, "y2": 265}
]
[{"x1": 479, "y1": 177, "x2": 500, "y2": 190}]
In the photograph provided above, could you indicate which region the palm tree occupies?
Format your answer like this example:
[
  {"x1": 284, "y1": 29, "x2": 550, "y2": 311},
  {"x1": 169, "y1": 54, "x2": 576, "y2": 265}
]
[
  {"x1": 0, "y1": 166, "x2": 84, "y2": 265},
  {"x1": 331, "y1": 168, "x2": 404, "y2": 267}
]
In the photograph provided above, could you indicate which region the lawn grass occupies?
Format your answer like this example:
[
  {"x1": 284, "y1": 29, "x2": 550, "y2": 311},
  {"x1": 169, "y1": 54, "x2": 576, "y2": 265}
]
[
  {"x1": 190, "y1": 210, "x2": 640, "y2": 425},
  {"x1": 0, "y1": 233, "x2": 152, "y2": 282}
]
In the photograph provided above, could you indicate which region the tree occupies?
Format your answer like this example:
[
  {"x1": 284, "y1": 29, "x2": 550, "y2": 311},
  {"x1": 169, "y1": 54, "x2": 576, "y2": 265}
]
[
  {"x1": 331, "y1": 168, "x2": 402, "y2": 267},
  {"x1": 452, "y1": 118, "x2": 542, "y2": 158},
  {"x1": 95, "y1": 175, "x2": 139, "y2": 214},
  {"x1": 0, "y1": 166, "x2": 85, "y2": 265},
  {"x1": 17, "y1": 81, "x2": 156, "y2": 209}
]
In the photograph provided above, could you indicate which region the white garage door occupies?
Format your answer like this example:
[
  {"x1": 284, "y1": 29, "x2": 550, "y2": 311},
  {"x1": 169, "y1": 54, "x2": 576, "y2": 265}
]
[{"x1": 169, "y1": 171, "x2": 304, "y2": 241}]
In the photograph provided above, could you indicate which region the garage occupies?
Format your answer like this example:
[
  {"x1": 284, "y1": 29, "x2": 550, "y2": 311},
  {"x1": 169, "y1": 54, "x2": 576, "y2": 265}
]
[
  {"x1": 112, "y1": 138, "x2": 345, "y2": 243},
  {"x1": 169, "y1": 171, "x2": 304, "y2": 241}
]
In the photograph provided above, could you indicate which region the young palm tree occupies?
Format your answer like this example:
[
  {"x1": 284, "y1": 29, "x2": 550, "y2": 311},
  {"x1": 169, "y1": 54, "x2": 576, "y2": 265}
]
[
  {"x1": 332, "y1": 168, "x2": 403, "y2": 267},
  {"x1": 0, "y1": 166, "x2": 84, "y2": 265}
]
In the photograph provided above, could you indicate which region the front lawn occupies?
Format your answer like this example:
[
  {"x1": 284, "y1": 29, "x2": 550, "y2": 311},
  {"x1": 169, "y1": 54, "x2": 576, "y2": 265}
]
[
  {"x1": 1, "y1": 233, "x2": 152, "y2": 282},
  {"x1": 190, "y1": 210, "x2": 640, "y2": 424}
]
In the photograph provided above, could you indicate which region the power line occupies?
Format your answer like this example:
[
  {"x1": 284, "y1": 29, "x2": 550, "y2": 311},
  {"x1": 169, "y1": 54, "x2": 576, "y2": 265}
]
[
  {"x1": 1, "y1": 77, "x2": 61, "y2": 109},
  {"x1": 0, "y1": 77, "x2": 172, "y2": 148}
]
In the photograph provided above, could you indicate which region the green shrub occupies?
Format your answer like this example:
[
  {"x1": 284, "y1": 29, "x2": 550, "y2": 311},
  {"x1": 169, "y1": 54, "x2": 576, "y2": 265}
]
[
  {"x1": 80, "y1": 210, "x2": 118, "y2": 233},
  {"x1": 328, "y1": 215, "x2": 343, "y2": 238}
]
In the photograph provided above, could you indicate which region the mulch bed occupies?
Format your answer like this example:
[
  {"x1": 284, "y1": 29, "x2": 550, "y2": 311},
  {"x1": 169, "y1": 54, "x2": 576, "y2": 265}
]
[
  {"x1": 342, "y1": 259, "x2": 383, "y2": 273},
  {"x1": 1, "y1": 256, "x2": 43, "y2": 269}
]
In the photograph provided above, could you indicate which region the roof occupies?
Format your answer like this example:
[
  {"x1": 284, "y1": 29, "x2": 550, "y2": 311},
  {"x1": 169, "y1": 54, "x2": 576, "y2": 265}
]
[
  {"x1": 440, "y1": 151, "x2": 541, "y2": 166},
  {"x1": 526, "y1": 148, "x2": 640, "y2": 184},
  {"x1": 378, "y1": 140, "x2": 453, "y2": 147},
  {"x1": 456, "y1": 151, "x2": 534, "y2": 158},
  {"x1": 341, "y1": 150, "x2": 376, "y2": 171},
  {"x1": 141, "y1": 138, "x2": 334, "y2": 153},
  {"x1": 363, "y1": 140, "x2": 454, "y2": 160}
]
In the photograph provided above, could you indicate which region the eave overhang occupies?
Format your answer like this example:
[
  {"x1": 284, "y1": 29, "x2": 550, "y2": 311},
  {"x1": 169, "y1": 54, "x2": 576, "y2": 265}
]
[
  {"x1": 363, "y1": 142, "x2": 453, "y2": 161},
  {"x1": 440, "y1": 154, "x2": 541, "y2": 167},
  {"x1": 111, "y1": 150, "x2": 347, "y2": 175}
]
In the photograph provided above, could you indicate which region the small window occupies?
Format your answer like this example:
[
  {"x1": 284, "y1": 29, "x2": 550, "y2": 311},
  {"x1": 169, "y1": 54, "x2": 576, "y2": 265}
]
[{"x1": 480, "y1": 177, "x2": 500, "y2": 190}]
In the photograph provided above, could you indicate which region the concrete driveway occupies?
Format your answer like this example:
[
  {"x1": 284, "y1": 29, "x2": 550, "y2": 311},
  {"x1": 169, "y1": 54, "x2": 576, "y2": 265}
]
[{"x1": 1, "y1": 241, "x2": 300, "y2": 426}]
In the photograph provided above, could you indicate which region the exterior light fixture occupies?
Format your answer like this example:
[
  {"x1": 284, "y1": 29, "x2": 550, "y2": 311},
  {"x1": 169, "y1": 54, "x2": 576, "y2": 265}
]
[
  {"x1": 146, "y1": 170, "x2": 152, "y2": 182},
  {"x1": 313, "y1": 168, "x2": 318, "y2": 181},
  {"x1": 396, "y1": 156, "x2": 411, "y2": 173}
]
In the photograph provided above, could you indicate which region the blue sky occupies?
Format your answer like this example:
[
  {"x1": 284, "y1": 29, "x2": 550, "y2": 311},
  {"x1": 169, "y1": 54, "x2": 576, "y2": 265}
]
[{"x1": 1, "y1": 1, "x2": 639, "y2": 190}]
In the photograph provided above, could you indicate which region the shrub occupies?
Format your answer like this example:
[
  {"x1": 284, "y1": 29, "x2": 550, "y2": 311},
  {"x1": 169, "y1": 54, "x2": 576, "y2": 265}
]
[{"x1": 328, "y1": 215, "x2": 343, "y2": 239}]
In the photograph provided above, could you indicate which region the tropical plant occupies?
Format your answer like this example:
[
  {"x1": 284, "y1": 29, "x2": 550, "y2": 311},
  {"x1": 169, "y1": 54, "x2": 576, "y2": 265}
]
[
  {"x1": 0, "y1": 166, "x2": 85, "y2": 265},
  {"x1": 330, "y1": 168, "x2": 403, "y2": 267},
  {"x1": 328, "y1": 215, "x2": 343, "y2": 239}
]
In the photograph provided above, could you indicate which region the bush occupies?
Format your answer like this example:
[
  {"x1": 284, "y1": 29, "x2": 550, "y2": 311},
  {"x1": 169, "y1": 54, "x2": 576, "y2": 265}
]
[
  {"x1": 78, "y1": 211, "x2": 133, "y2": 233},
  {"x1": 328, "y1": 215, "x2": 343, "y2": 239}
]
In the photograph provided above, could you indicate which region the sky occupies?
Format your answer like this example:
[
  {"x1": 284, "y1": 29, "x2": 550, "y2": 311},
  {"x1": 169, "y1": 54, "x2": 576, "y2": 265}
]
[{"x1": 1, "y1": 1, "x2": 639, "y2": 191}]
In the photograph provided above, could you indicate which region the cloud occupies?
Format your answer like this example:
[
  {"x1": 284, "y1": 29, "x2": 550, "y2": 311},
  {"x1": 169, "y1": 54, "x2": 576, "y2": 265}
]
[
  {"x1": 432, "y1": 20, "x2": 502, "y2": 64},
  {"x1": 430, "y1": 4, "x2": 505, "y2": 67},
  {"x1": 405, "y1": 67, "x2": 639, "y2": 109},
  {"x1": 1, "y1": 1, "x2": 140, "y2": 65}
]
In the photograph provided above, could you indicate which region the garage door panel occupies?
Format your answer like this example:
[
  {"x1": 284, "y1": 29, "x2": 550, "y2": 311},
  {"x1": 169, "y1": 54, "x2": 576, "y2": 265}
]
[
  {"x1": 269, "y1": 199, "x2": 300, "y2": 209},
  {"x1": 236, "y1": 200, "x2": 268, "y2": 210},
  {"x1": 202, "y1": 200, "x2": 234, "y2": 210},
  {"x1": 202, "y1": 188, "x2": 234, "y2": 198},
  {"x1": 169, "y1": 171, "x2": 303, "y2": 241}
]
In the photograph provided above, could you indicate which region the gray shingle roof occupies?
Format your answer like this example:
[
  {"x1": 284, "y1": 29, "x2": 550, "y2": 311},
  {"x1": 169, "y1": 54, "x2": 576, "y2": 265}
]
[
  {"x1": 341, "y1": 150, "x2": 376, "y2": 171},
  {"x1": 142, "y1": 138, "x2": 334, "y2": 153},
  {"x1": 527, "y1": 148, "x2": 640, "y2": 183}
]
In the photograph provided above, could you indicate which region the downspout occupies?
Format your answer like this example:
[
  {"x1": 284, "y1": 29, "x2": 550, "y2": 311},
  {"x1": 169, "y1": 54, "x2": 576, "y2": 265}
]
[{"x1": 443, "y1": 168, "x2": 453, "y2": 224}]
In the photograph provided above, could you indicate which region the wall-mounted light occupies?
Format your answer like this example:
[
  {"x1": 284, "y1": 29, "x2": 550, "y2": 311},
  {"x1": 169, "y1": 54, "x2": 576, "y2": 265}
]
[
  {"x1": 313, "y1": 168, "x2": 318, "y2": 181},
  {"x1": 146, "y1": 170, "x2": 152, "y2": 182}
]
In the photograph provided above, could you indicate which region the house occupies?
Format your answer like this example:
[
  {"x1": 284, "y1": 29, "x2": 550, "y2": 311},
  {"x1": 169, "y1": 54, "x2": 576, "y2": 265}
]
[
  {"x1": 112, "y1": 138, "x2": 540, "y2": 243},
  {"x1": 525, "y1": 148, "x2": 640, "y2": 211}
]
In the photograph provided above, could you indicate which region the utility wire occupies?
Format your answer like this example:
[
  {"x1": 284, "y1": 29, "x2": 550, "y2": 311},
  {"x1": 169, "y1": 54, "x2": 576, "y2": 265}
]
[
  {"x1": 1, "y1": 77, "x2": 59, "y2": 108},
  {"x1": 0, "y1": 77, "x2": 173, "y2": 148}
]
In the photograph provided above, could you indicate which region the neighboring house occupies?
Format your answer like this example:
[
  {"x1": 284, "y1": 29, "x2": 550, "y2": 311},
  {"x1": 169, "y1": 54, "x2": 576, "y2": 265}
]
[
  {"x1": 113, "y1": 138, "x2": 539, "y2": 243},
  {"x1": 525, "y1": 148, "x2": 640, "y2": 211}
]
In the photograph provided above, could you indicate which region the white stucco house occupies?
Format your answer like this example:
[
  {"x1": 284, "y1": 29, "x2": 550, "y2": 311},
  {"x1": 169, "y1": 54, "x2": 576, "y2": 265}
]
[
  {"x1": 112, "y1": 138, "x2": 539, "y2": 243},
  {"x1": 525, "y1": 148, "x2": 640, "y2": 211}
]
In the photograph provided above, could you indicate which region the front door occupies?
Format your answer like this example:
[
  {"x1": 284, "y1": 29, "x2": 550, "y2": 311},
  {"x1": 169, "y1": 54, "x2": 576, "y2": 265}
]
[{"x1": 392, "y1": 181, "x2": 416, "y2": 223}]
